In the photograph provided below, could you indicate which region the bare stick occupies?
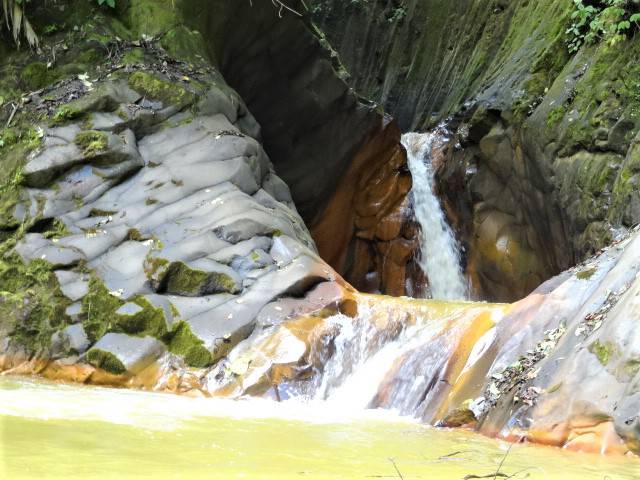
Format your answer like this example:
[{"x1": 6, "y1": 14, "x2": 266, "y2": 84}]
[
  {"x1": 6, "y1": 102, "x2": 18, "y2": 128},
  {"x1": 388, "y1": 458, "x2": 404, "y2": 480},
  {"x1": 493, "y1": 441, "x2": 515, "y2": 480}
]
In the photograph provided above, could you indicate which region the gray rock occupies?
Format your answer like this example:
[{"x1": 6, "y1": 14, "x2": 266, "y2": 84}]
[
  {"x1": 55, "y1": 271, "x2": 90, "y2": 302},
  {"x1": 51, "y1": 324, "x2": 90, "y2": 356},
  {"x1": 86, "y1": 333, "x2": 166, "y2": 375}
]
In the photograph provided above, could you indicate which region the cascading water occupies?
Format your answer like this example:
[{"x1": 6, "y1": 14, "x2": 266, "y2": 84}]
[
  {"x1": 312, "y1": 130, "x2": 473, "y2": 413},
  {"x1": 402, "y1": 130, "x2": 467, "y2": 300}
]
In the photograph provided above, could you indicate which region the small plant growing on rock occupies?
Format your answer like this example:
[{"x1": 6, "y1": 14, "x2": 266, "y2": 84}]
[
  {"x1": 567, "y1": 0, "x2": 640, "y2": 52},
  {"x1": 388, "y1": 4, "x2": 407, "y2": 23}
]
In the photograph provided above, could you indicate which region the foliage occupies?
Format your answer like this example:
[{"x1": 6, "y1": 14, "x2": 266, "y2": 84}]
[
  {"x1": 567, "y1": 0, "x2": 640, "y2": 52},
  {"x1": 1, "y1": 0, "x2": 38, "y2": 48},
  {"x1": 2, "y1": 0, "x2": 116, "y2": 47},
  {"x1": 387, "y1": 4, "x2": 407, "y2": 23}
]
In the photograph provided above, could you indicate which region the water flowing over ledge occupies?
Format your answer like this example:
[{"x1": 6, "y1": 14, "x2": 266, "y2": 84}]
[{"x1": 402, "y1": 129, "x2": 467, "y2": 300}]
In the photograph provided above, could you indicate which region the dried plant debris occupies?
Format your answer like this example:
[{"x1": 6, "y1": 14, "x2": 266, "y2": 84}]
[
  {"x1": 575, "y1": 282, "x2": 632, "y2": 337},
  {"x1": 21, "y1": 37, "x2": 212, "y2": 119},
  {"x1": 480, "y1": 325, "x2": 567, "y2": 411}
]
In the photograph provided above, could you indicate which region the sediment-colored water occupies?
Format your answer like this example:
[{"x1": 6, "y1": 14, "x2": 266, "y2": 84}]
[{"x1": 1, "y1": 377, "x2": 638, "y2": 479}]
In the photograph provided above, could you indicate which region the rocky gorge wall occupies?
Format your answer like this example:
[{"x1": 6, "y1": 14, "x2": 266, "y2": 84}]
[{"x1": 313, "y1": 0, "x2": 640, "y2": 301}]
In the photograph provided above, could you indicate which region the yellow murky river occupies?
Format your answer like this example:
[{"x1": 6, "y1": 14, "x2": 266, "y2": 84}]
[{"x1": 0, "y1": 377, "x2": 638, "y2": 479}]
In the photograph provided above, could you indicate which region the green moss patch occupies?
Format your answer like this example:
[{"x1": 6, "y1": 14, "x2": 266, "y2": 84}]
[
  {"x1": 86, "y1": 348, "x2": 126, "y2": 374},
  {"x1": 81, "y1": 277, "x2": 125, "y2": 342},
  {"x1": 0, "y1": 252, "x2": 71, "y2": 353},
  {"x1": 576, "y1": 267, "x2": 597, "y2": 280},
  {"x1": 50, "y1": 104, "x2": 84, "y2": 126},
  {"x1": 163, "y1": 261, "x2": 238, "y2": 296},
  {"x1": 81, "y1": 277, "x2": 171, "y2": 342},
  {"x1": 168, "y1": 321, "x2": 212, "y2": 368},
  {"x1": 128, "y1": 71, "x2": 194, "y2": 106},
  {"x1": 165, "y1": 262, "x2": 209, "y2": 296},
  {"x1": 20, "y1": 62, "x2": 59, "y2": 91},
  {"x1": 74, "y1": 130, "x2": 109, "y2": 157},
  {"x1": 590, "y1": 340, "x2": 613, "y2": 366},
  {"x1": 114, "y1": 296, "x2": 168, "y2": 338}
]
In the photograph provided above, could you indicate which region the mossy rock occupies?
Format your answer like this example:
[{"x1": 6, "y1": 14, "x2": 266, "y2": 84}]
[
  {"x1": 168, "y1": 321, "x2": 212, "y2": 368},
  {"x1": 114, "y1": 296, "x2": 169, "y2": 338},
  {"x1": 160, "y1": 26, "x2": 208, "y2": 64},
  {"x1": 590, "y1": 340, "x2": 614, "y2": 366},
  {"x1": 124, "y1": 0, "x2": 179, "y2": 37},
  {"x1": 163, "y1": 261, "x2": 239, "y2": 296},
  {"x1": 86, "y1": 348, "x2": 127, "y2": 374},
  {"x1": 121, "y1": 48, "x2": 145, "y2": 65},
  {"x1": 74, "y1": 130, "x2": 109, "y2": 157},
  {"x1": 0, "y1": 253, "x2": 71, "y2": 353},
  {"x1": 50, "y1": 104, "x2": 85, "y2": 127},
  {"x1": 20, "y1": 62, "x2": 58, "y2": 91},
  {"x1": 128, "y1": 71, "x2": 194, "y2": 107},
  {"x1": 81, "y1": 277, "x2": 125, "y2": 342}
]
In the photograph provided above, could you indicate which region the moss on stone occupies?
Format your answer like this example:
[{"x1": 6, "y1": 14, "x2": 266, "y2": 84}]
[
  {"x1": 165, "y1": 262, "x2": 209, "y2": 296},
  {"x1": 0, "y1": 125, "x2": 43, "y2": 221},
  {"x1": 168, "y1": 320, "x2": 212, "y2": 368},
  {"x1": 115, "y1": 296, "x2": 168, "y2": 339},
  {"x1": 42, "y1": 219, "x2": 71, "y2": 240},
  {"x1": 590, "y1": 340, "x2": 613, "y2": 366},
  {"x1": 160, "y1": 25, "x2": 208, "y2": 64},
  {"x1": 122, "y1": 48, "x2": 145, "y2": 65},
  {"x1": 124, "y1": 0, "x2": 178, "y2": 37},
  {"x1": 547, "y1": 105, "x2": 566, "y2": 128},
  {"x1": 81, "y1": 277, "x2": 125, "y2": 343},
  {"x1": 20, "y1": 62, "x2": 58, "y2": 91},
  {"x1": 74, "y1": 130, "x2": 109, "y2": 157},
  {"x1": 164, "y1": 261, "x2": 237, "y2": 296},
  {"x1": 126, "y1": 228, "x2": 146, "y2": 242},
  {"x1": 50, "y1": 104, "x2": 84, "y2": 126},
  {"x1": 128, "y1": 71, "x2": 194, "y2": 106},
  {"x1": 0, "y1": 252, "x2": 71, "y2": 353},
  {"x1": 0, "y1": 164, "x2": 25, "y2": 229},
  {"x1": 76, "y1": 48, "x2": 103, "y2": 65},
  {"x1": 89, "y1": 208, "x2": 117, "y2": 217},
  {"x1": 576, "y1": 267, "x2": 597, "y2": 280},
  {"x1": 169, "y1": 301, "x2": 181, "y2": 319},
  {"x1": 143, "y1": 255, "x2": 170, "y2": 282},
  {"x1": 86, "y1": 348, "x2": 126, "y2": 375}
]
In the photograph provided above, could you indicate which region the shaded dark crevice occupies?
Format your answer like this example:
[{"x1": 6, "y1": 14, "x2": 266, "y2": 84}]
[{"x1": 184, "y1": 0, "x2": 383, "y2": 225}]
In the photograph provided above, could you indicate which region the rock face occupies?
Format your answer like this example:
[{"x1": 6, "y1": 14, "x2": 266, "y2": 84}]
[
  {"x1": 313, "y1": 0, "x2": 640, "y2": 300},
  {"x1": 184, "y1": 0, "x2": 418, "y2": 296},
  {"x1": 0, "y1": 0, "x2": 373, "y2": 380},
  {"x1": 311, "y1": 119, "x2": 423, "y2": 296},
  {"x1": 2, "y1": 62, "x2": 339, "y2": 374}
]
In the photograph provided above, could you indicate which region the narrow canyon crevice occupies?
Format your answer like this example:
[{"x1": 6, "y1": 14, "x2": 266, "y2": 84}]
[{"x1": 184, "y1": 0, "x2": 422, "y2": 298}]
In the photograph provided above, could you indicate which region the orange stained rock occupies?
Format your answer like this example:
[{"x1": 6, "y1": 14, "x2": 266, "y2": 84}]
[
  {"x1": 311, "y1": 119, "x2": 404, "y2": 276},
  {"x1": 375, "y1": 195, "x2": 411, "y2": 241},
  {"x1": 564, "y1": 421, "x2": 629, "y2": 455},
  {"x1": 41, "y1": 360, "x2": 94, "y2": 384},
  {"x1": 434, "y1": 307, "x2": 507, "y2": 422}
]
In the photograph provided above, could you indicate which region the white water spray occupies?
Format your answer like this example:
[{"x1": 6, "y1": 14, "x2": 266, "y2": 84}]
[{"x1": 402, "y1": 130, "x2": 467, "y2": 300}]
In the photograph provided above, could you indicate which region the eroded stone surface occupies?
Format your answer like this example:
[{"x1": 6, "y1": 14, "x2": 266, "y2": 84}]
[{"x1": 0, "y1": 63, "x2": 338, "y2": 374}]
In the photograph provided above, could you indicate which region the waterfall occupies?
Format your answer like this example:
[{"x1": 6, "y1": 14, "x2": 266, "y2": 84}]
[{"x1": 402, "y1": 130, "x2": 467, "y2": 300}]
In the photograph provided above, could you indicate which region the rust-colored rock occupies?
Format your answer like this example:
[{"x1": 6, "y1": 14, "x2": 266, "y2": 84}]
[{"x1": 311, "y1": 118, "x2": 420, "y2": 297}]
